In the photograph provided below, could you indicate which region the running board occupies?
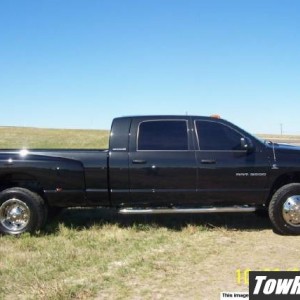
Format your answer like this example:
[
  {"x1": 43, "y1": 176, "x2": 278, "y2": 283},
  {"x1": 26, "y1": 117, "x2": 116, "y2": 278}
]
[{"x1": 119, "y1": 206, "x2": 256, "y2": 215}]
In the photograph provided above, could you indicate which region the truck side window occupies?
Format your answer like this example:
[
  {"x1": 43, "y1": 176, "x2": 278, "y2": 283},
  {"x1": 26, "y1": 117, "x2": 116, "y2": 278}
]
[
  {"x1": 196, "y1": 120, "x2": 243, "y2": 151},
  {"x1": 138, "y1": 120, "x2": 188, "y2": 151}
]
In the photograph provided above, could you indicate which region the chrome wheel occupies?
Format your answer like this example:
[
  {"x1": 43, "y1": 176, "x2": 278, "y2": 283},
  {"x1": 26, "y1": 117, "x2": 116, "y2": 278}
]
[
  {"x1": 0, "y1": 198, "x2": 30, "y2": 232},
  {"x1": 282, "y1": 195, "x2": 300, "y2": 227}
]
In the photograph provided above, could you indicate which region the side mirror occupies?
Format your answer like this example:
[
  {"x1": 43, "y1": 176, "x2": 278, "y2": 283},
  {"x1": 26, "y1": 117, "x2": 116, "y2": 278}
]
[{"x1": 241, "y1": 137, "x2": 254, "y2": 153}]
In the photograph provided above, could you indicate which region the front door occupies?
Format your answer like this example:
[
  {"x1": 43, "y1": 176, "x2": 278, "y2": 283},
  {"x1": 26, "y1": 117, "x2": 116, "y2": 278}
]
[{"x1": 194, "y1": 119, "x2": 270, "y2": 205}]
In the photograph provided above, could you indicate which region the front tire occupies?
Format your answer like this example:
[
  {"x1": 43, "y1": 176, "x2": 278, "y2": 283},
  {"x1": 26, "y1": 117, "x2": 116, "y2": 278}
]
[
  {"x1": 269, "y1": 183, "x2": 300, "y2": 235},
  {"x1": 0, "y1": 188, "x2": 46, "y2": 235}
]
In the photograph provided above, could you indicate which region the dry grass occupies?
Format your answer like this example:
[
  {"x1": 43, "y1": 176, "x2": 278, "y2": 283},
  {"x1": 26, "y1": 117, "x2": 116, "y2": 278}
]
[{"x1": 1, "y1": 210, "x2": 300, "y2": 299}]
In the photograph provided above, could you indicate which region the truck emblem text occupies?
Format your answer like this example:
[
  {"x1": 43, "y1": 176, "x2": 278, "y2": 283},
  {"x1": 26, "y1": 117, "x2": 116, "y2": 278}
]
[{"x1": 236, "y1": 173, "x2": 267, "y2": 177}]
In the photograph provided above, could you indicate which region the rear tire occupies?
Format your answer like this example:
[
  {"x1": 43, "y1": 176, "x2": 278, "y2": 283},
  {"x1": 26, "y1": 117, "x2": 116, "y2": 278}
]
[
  {"x1": 0, "y1": 187, "x2": 46, "y2": 235},
  {"x1": 269, "y1": 183, "x2": 300, "y2": 235}
]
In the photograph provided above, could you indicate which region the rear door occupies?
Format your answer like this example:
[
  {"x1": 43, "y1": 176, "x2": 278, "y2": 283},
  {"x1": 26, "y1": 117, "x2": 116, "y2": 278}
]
[{"x1": 128, "y1": 117, "x2": 198, "y2": 206}]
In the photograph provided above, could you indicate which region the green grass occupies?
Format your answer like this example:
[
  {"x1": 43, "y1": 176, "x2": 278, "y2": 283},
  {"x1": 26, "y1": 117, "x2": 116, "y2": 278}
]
[{"x1": 0, "y1": 127, "x2": 109, "y2": 149}]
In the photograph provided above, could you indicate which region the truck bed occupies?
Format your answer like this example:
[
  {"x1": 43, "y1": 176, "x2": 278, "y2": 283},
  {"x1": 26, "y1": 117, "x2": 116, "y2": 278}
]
[{"x1": 0, "y1": 149, "x2": 110, "y2": 207}]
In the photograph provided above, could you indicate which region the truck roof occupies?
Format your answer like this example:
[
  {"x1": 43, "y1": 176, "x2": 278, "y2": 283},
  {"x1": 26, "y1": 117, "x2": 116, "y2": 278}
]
[{"x1": 114, "y1": 115, "x2": 223, "y2": 120}]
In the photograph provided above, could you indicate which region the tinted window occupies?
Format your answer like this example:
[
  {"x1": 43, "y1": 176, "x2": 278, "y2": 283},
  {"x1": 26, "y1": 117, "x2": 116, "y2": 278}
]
[
  {"x1": 138, "y1": 120, "x2": 188, "y2": 150},
  {"x1": 196, "y1": 121, "x2": 243, "y2": 151}
]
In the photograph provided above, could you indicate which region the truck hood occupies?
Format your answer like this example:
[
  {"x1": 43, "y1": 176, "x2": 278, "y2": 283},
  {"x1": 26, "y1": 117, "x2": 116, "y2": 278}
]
[{"x1": 270, "y1": 142, "x2": 300, "y2": 166}]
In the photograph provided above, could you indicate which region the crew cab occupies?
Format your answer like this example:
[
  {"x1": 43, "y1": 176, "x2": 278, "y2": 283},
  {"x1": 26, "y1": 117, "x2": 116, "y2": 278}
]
[{"x1": 1, "y1": 115, "x2": 300, "y2": 235}]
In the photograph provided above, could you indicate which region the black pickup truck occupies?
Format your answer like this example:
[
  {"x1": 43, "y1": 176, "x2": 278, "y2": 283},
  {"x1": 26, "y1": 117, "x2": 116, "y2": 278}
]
[{"x1": 1, "y1": 115, "x2": 300, "y2": 235}]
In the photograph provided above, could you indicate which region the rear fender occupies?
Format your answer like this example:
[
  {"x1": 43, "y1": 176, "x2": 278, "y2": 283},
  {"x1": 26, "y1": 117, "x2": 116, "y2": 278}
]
[{"x1": 0, "y1": 153, "x2": 86, "y2": 207}]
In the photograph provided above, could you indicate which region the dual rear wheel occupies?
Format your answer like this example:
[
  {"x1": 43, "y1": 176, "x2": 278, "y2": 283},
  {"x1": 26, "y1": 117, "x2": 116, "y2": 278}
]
[{"x1": 0, "y1": 187, "x2": 46, "y2": 235}]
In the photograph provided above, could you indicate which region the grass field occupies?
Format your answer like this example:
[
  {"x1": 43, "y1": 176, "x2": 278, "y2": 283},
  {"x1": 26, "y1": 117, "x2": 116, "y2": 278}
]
[
  {"x1": 1, "y1": 127, "x2": 300, "y2": 299},
  {"x1": 0, "y1": 127, "x2": 109, "y2": 149}
]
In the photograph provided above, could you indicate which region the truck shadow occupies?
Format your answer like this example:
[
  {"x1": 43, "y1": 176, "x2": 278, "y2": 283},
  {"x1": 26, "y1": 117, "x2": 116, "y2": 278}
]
[{"x1": 44, "y1": 207, "x2": 272, "y2": 233}]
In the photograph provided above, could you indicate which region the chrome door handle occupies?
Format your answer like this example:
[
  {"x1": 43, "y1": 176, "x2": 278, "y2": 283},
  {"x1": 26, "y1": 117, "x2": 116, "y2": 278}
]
[{"x1": 132, "y1": 160, "x2": 147, "y2": 164}]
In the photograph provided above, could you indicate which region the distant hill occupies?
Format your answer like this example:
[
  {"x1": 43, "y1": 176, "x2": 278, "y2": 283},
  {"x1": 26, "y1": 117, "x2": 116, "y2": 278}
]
[{"x1": 257, "y1": 134, "x2": 300, "y2": 145}]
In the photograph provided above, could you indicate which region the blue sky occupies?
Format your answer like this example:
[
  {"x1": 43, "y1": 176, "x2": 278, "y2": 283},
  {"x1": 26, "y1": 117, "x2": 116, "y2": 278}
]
[{"x1": 1, "y1": 0, "x2": 300, "y2": 134}]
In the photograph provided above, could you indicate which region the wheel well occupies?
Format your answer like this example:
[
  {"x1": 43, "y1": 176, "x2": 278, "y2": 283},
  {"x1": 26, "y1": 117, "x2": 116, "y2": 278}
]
[
  {"x1": 0, "y1": 173, "x2": 45, "y2": 198},
  {"x1": 267, "y1": 172, "x2": 300, "y2": 206}
]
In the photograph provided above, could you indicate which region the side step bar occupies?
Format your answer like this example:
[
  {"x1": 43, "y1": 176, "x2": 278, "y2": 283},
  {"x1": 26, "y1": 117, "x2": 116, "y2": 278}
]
[{"x1": 119, "y1": 206, "x2": 256, "y2": 215}]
